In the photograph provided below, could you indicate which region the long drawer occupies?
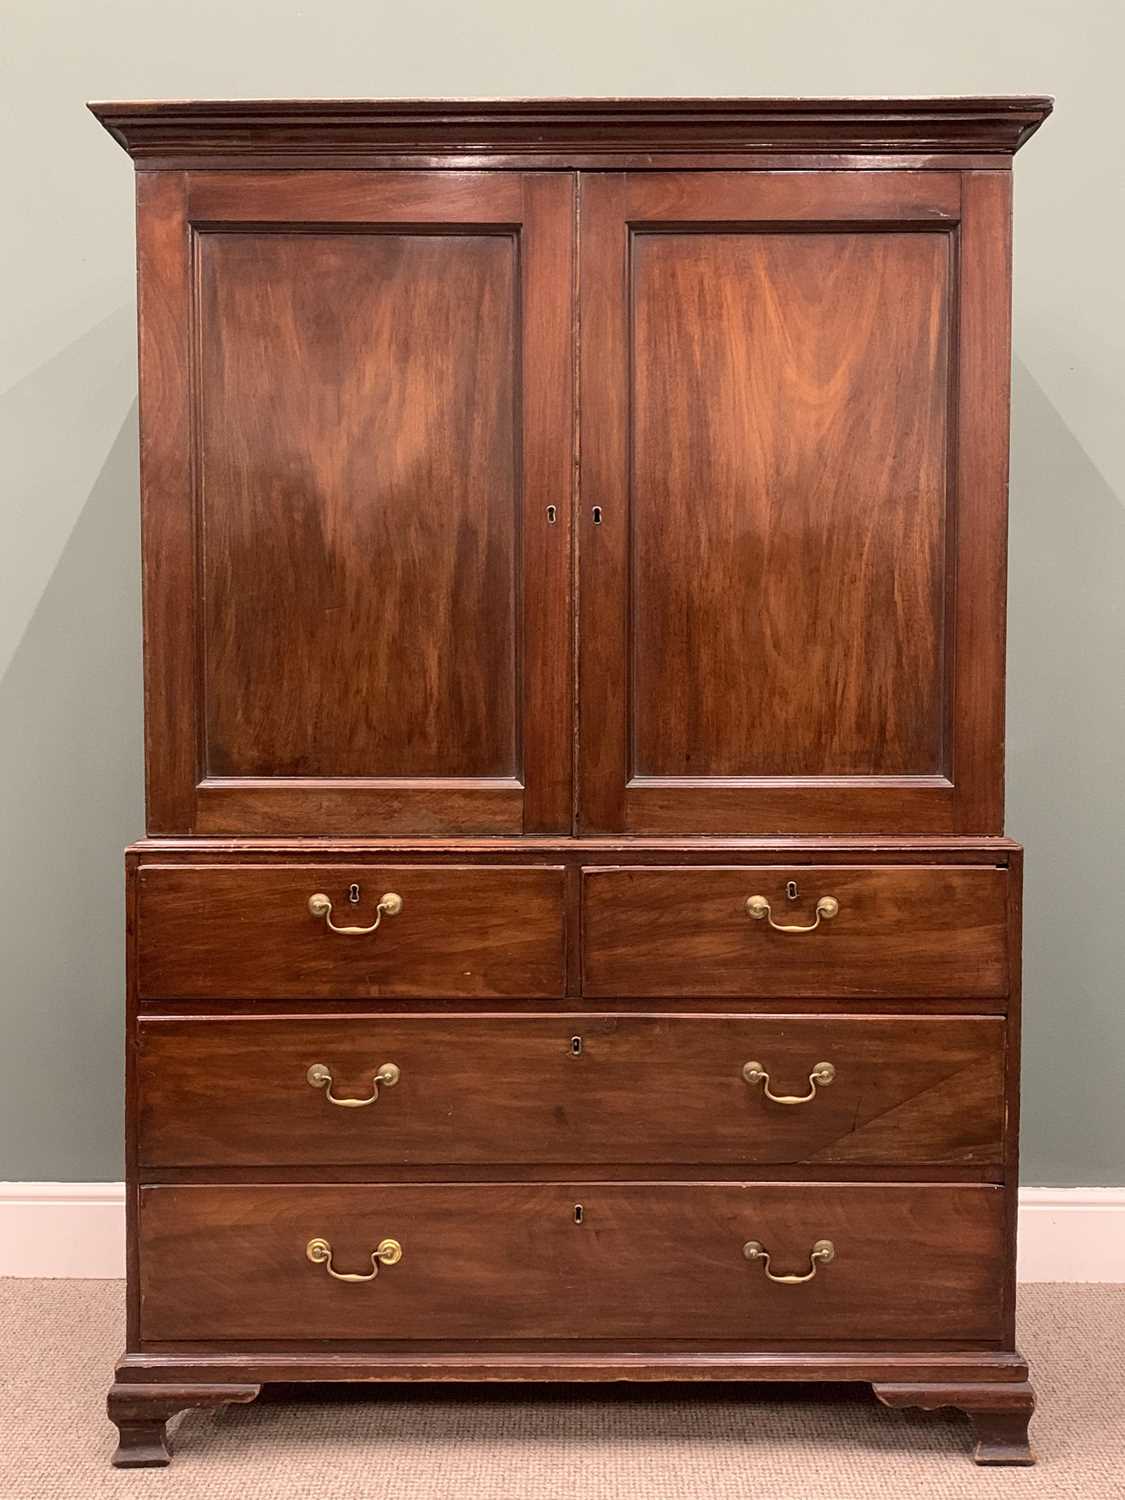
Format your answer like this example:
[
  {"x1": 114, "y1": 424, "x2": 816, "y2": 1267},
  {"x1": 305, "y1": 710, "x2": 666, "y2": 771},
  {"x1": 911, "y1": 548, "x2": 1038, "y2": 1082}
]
[
  {"x1": 136, "y1": 1013, "x2": 1005, "y2": 1167},
  {"x1": 135, "y1": 863, "x2": 566, "y2": 999},
  {"x1": 137, "y1": 1182, "x2": 1006, "y2": 1343},
  {"x1": 583, "y1": 865, "x2": 1010, "y2": 998}
]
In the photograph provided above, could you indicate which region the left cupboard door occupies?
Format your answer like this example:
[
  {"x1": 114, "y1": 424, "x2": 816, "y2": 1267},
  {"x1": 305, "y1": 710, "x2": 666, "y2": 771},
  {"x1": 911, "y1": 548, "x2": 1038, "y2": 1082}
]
[{"x1": 136, "y1": 171, "x2": 574, "y2": 836}]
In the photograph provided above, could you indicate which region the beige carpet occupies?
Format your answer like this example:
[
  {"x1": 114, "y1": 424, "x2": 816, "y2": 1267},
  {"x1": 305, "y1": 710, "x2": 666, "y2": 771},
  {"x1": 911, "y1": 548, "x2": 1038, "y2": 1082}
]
[{"x1": 1, "y1": 1281, "x2": 1122, "y2": 1499}]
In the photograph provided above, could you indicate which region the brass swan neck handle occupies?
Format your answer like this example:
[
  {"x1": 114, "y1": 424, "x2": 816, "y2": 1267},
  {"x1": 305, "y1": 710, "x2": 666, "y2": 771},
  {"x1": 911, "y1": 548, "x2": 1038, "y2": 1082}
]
[
  {"x1": 743, "y1": 1060, "x2": 835, "y2": 1104},
  {"x1": 306, "y1": 1061, "x2": 400, "y2": 1107},
  {"x1": 306, "y1": 1237, "x2": 403, "y2": 1281},
  {"x1": 308, "y1": 891, "x2": 403, "y2": 935},
  {"x1": 746, "y1": 894, "x2": 838, "y2": 932},
  {"x1": 743, "y1": 1239, "x2": 835, "y2": 1285}
]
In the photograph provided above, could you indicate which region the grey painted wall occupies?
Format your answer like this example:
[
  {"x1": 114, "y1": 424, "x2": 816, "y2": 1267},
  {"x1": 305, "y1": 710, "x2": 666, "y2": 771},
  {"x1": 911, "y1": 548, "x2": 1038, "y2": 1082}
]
[{"x1": 2, "y1": 0, "x2": 1122, "y2": 1183}]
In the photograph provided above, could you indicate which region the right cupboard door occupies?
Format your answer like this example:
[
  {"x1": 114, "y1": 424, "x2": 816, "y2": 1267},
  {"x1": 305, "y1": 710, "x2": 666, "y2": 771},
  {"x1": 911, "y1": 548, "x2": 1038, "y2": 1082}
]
[{"x1": 578, "y1": 171, "x2": 1011, "y2": 835}]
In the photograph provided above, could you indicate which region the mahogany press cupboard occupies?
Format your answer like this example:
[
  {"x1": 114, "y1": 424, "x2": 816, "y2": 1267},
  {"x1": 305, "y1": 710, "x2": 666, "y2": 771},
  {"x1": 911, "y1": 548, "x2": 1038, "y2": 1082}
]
[{"x1": 91, "y1": 96, "x2": 1052, "y2": 1468}]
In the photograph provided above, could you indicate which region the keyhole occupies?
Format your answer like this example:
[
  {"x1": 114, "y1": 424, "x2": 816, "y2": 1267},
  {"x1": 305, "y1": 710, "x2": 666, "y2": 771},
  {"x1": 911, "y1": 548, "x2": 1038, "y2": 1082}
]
[
  {"x1": 786, "y1": 881, "x2": 799, "y2": 901},
  {"x1": 592, "y1": 506, "x2": 603, "y2": 525},
  {"x1": 348, "y1": 883, "x2": 361, "y2": 905},
  {"x1": 573, "y1": 1204, "x2": 584, "y2": 1224},
  {"x1": 570, "y1": 1036, "x2": 583, "y2": 1056},
  {"x1": 546, "y1": 505, "x2": 557, "y2": 524}
]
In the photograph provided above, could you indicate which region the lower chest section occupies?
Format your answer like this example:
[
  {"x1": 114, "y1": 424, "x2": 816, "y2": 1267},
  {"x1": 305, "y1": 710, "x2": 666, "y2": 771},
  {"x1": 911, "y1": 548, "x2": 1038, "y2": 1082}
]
[{"x1": 127, "y1": 841, "x2": 1019, "y2": 1352}]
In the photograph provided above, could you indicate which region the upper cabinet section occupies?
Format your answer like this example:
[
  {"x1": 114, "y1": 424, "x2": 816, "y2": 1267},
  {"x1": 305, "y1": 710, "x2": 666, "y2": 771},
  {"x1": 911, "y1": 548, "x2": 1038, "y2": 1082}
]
[
  {"x1": 128, "y1": 170, "x2": 574, "y2": 836},
  {"x1": 92, "y1": 99, "x2": 1050, "y2": 839}
]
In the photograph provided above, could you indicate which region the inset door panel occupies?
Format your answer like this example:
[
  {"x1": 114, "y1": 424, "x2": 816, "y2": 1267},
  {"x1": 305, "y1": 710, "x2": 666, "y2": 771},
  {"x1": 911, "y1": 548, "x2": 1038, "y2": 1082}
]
[
  {"x1": 631, "y1": 230, "x2": 948, "y2": 779},
  {"x1": 199, "y1": 230, "x2": 519, "y2": 782},
  {"x1": 579, "y1": 171, "x2": 1011, "y2": 835},
  {"x1": 138, "y1": 171, "x2": 574, "y2": 835}
]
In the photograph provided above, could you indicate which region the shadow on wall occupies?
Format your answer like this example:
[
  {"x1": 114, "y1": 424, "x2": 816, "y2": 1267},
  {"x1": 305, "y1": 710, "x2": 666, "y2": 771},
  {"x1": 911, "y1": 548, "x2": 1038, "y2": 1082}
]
[
  {"x1": 0, "y1": 312, "x2": 142, "y2": 1181},
  {"x1": 1007, "y1": 358, "x2": 1125, "y2": 1184}
]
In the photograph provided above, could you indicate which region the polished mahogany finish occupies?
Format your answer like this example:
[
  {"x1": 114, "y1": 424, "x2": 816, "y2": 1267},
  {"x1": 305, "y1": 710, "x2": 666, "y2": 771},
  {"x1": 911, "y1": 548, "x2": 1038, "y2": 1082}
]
[
  {"x1": 129, "y1": 169, "x2": 573, "y2": 837},
  {"x1": 578, "y1": 168, "x2": 1012, "y2": 836},
  {"x1": 137, "y1": 1182, "x2": 1005, "y2": 1343},
  {"x1": 874, "y1": 1381, "x2": 1036, "y2": 1465},
  {"x1": 199, "y1": 230, "x2": 519, "y2": 782},
  {"x1": 107, "y1": 1383, "x2": 259, "y2": 1468},
  {"x1": 135, "y1": 863, "x2": 566, "y2": 999},
  {"x1": 136, "y1": 1013, "x2": 1005, "y2": 1168},
  {"x1": 89, "y1": 96, "x2": 1052, "y2": 168},
  {"x1": 582, "y1": 866, "x2": 1010, "y2": 998},
  {"x1": 629, "y1": 227, "x2": 950, "y2": 780},
  {"x1": 93, "y1": 97, "x2": 1049, "y2": 1469}
]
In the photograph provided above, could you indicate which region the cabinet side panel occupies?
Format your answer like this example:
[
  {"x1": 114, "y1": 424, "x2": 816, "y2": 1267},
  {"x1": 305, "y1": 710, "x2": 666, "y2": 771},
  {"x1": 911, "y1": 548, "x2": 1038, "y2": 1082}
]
[
  {"x1": 136, "y1": 171, "x2": 197, "y2": 832},
  {"x1": 950, "y1": 171, "x2": 1013, "y2": 833}
]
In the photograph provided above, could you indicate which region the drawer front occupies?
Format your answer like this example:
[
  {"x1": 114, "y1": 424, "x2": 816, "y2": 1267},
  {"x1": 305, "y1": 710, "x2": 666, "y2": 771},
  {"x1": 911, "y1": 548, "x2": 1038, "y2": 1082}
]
[
  {"x1": 583, "y1": 866, "x2": 1009, "y2": 998},
  {"x1": 137, "y1": 1014, "x2": 1005, "y2": 1168},
  {"x1": 136, "y1": 864, "x2": 566, "y2": 999},
  {"x1": 138, "y1": 1182, "x2": 1005, "y2": 1343}
]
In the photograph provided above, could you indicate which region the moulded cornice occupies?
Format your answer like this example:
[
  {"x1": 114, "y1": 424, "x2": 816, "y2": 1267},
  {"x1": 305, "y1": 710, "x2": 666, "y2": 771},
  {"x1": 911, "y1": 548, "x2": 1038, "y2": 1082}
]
[{"x1": 88, "y1": 95, "x2": 1053, "y2": 167}]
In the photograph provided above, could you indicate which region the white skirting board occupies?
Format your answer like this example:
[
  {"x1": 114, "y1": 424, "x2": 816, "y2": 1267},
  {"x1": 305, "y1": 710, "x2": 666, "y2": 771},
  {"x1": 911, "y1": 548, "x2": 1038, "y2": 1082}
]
[
  {"x1": 0, "y1": 1183, "x2": 1122, "y2": 1281},
  {"x1": 1015, "y1": 1188, "x2": 1125, "y2": 1282}
]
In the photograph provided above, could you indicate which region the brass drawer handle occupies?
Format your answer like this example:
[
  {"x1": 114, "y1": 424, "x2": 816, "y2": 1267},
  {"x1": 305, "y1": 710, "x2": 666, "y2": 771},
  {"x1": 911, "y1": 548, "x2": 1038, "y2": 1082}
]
[
  {"x1": 746, "y1": 894, "x2": 838, "y2": 932},
  {"x1": 306, "y1": 1061, "x2": 400, "y2": 1106},
  {"x1": 743, "y1": 1060, "x2": 835, "y2": 1104},
  {"x1": 306, "y1": 1236, "x2": 403, "y2": 1281},
  {"x1": 743, "y1": 1238, "x2": 835, "y2": 1284},
  {"x1": 308, "y1": 891, "x2": 403, "y2": 935}
]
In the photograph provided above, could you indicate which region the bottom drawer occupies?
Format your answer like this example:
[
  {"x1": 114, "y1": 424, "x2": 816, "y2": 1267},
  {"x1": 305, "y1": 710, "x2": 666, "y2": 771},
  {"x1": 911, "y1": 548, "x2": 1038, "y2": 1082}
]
[{"x1": 138, "y1": 1183, "x2": 1005, "y2": 1343}]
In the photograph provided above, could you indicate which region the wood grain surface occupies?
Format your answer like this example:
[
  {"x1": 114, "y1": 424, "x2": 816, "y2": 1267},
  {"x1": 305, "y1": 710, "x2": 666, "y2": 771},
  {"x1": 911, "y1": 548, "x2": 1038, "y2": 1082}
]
[
  {"x1": 136, "y1": 863, "x2": 566, "y2": 999},
  {"x1": 631, "y1": 229, "x2": 950, "y2": 779},
  {"x1": 101, "y1": 95, "x2": 1046, "y2": 1465},
  {"x1": 582, "y1": 865, "x2": 1009, "y2": 998},
  {"x1": 199, "y1": 229, "x2": 519, "y2": 781},
  {"x1": 137, "y1": 1181, "x2": 1006, "y2": 1343},
  {"x1": 135, "y1": 1012, "x2": 1004, "y2": 1169},
  {"x1": 577, "y1": 169, "x2": 1011, "y2": 836},
  {"x1": 134, "y1": 171, "x2": 574, "y2": 836}
]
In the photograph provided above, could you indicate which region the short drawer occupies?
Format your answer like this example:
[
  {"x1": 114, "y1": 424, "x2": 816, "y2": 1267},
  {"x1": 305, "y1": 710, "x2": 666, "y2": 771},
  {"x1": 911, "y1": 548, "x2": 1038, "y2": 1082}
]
[
  {"x1": 582, "y1": 865, "x2": 1009, "y2": 998},
  {"x1": 135, "y1": 863, "x2": 566, "y2": 999},
  {"x1": 136, "y1": 1013, "x2": 1005, "y2": 1168},
  {"x1": 137, "y1": 1182, "x2": 1006, "y2": 1343}
]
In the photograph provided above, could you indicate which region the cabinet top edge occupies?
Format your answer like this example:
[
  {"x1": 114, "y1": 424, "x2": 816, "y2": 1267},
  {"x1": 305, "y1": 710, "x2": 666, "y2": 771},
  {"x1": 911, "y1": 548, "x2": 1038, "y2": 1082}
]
[
  {"x1": 87, "y1": 95, "x2": 1053, "y2": 164},
  {"x1": 127, "y1": 836, "x2": 1024, "y2": 858}
]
